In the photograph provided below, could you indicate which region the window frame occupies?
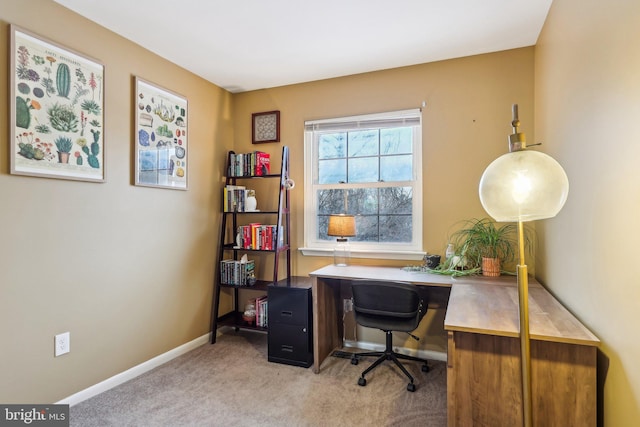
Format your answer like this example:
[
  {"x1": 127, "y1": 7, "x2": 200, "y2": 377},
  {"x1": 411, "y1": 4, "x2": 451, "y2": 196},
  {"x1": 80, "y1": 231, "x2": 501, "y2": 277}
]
[{"x1": 300, "y1": 109, "x2": 424, "y2": 261}]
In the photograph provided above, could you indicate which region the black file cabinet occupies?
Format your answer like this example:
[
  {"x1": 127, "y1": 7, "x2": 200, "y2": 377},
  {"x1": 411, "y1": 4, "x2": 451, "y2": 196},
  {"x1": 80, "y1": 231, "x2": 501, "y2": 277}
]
[{"x1": 268, "y1": 277, "x2": 313, "y2": 368}]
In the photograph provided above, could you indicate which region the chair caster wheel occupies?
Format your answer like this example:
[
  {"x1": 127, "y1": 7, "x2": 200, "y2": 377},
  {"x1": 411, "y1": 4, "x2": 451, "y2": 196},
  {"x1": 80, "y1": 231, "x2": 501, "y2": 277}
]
[
  {"x1": 422, "y1": 364, "x2": 429, "y2": 372},
  {"x1": 358, "y1": 377, "x2": 367, "y2": 386},
  {"x1": 351, "y1": 357, "x2": 359, "y2": 365},
  {"x1": 407, "y1": 383, "x2": 416, "y2": 392}
]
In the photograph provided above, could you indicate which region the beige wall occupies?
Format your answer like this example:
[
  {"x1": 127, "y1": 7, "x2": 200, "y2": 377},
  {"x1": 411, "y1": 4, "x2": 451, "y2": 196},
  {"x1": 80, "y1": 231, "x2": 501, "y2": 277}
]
[
  {"x1": 232, "y1": 49, "x2": 535, "y2": 354},
  {"x1": 535, "y1": 0, "x2": 640, "y2": 424},
  {"x1": 0, "y1": 0, "x2": 233, "y2": 402},
  {"x1": 233, "y1": 49, "x2": 535, "y2": 274}
]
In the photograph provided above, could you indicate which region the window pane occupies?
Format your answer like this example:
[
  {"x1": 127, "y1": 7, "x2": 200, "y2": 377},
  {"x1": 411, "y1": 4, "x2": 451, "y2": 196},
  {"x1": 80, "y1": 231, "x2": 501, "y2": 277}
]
[
  {"x1": 347, "y1": 188, "x2": 378, "y2": 215},
  {"x1": 318, "y1": 215, "x2": 330, "y2": 240},
  {"x1": 380, "y1": 215, "x2": 412, "y2": 242},
  {"x1": 352, "y1": 215, "x2": 378, "y2": 242},
  {"x1": 348, "y1": 157, "x2": 379, "y2": 183},
  {"x1": 318, "y1": 159, "x2": 346, "y2": 184},
  {"x1": 317, "y1": 189, "x2": 346, "y2": 214},
  {"x1": 380, "y1": 155, "x2": 412, "y2": 182},
  {"x1": 348, "y1": 130, "x2": 379, "y2": 157},
  {"x1": 318, "y1": 133, "x2": 346, "y2": 159},
  {"x1": 381, "y1": 127, "x2": 412, "y2": 154},
  {"x1": 380, "y1": 187, "x2": 412, "y2": 214}
]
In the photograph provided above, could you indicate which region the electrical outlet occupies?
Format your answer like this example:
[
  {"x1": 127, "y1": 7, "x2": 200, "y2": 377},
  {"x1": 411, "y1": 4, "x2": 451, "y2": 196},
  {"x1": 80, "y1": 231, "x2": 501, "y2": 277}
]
[
  {"x1": 55, "y1": 332, "x2": 70, "y2": 357},
  {"x1": 343, "y1": 298, "x2": 353, "y2": 312}
]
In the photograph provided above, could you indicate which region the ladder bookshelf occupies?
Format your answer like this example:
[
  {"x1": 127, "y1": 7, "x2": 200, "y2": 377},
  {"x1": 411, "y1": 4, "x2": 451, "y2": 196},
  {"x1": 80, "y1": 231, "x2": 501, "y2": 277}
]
[{"x1": 210, "y1": 146, "x2": 291, "y2": 343}]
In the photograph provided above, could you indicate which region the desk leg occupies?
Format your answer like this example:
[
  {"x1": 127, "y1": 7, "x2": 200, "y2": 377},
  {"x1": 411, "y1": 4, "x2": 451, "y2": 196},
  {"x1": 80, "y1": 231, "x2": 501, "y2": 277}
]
[{"x1": 312, "y1": 276, "x2": 342, "y2": 373}]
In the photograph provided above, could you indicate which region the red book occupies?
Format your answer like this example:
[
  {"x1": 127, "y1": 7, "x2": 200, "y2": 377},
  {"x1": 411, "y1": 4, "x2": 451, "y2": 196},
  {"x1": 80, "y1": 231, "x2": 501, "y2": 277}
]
[
  {"x1": 255, "y1": 152, "x2": 270, "y2": 176},
  {"x1": 243, "y1": 225, "x2": 251, "y2": 249},
  {"x1": 266, "y1": 226, "x2": 273, "y2": 250}
]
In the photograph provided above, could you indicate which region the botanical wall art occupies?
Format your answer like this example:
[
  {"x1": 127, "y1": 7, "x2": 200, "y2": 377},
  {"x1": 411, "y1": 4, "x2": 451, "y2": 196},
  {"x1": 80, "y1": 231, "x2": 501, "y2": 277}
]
[
  {"x1": 9, "y1": 25, "x2": 105, "y2": 182},
  {"x1": 134, "y1": 77, "x2": 188, "y2": 190}
]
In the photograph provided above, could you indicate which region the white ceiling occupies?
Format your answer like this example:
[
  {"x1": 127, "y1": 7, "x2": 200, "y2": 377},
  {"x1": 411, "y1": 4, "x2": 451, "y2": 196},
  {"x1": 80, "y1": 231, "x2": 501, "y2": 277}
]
[{"x1": 53, "y1": 0, "x2": 552, "y2": 93}]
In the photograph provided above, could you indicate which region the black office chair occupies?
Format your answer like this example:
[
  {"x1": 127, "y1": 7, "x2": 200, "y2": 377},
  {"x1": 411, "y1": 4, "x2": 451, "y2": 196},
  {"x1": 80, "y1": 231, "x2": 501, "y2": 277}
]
[{"x1": 350, "y1": 281, "x2": 430, "y2": 392}]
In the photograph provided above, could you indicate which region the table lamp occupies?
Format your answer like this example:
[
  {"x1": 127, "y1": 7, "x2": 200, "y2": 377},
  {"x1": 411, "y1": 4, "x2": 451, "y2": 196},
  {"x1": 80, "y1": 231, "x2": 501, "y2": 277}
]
[
  {"x1": 478, "y1": 104, "x2": 569, "y2": 427},
  {"x1": 327, "y1": 214, "x2": 356, "y2": 266}
]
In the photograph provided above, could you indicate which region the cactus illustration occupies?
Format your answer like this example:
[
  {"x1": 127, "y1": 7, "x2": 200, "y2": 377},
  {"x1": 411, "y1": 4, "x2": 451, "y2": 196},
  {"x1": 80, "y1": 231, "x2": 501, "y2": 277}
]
[
  {"x1": 56, "y1": 63, "x2": 71, "y2": 98},
  {"x1": 84, "y1": 129, "x2": 101, "y2": 168},
  {"x1": 91, "y1": 128, "x2": 100, "y2": 144},
  {"x1": 15, "y1": 96, "x2": 31, "y2": 128},
  {"x1": 18, "y1": 142, "x2": 44, "y2": 160}
]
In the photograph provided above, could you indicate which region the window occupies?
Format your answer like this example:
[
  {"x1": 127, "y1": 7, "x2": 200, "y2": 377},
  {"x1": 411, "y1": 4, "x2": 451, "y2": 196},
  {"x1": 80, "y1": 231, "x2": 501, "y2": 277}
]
[{"x1": 302, "y1": 109, "x2": 423, "y2": 260}]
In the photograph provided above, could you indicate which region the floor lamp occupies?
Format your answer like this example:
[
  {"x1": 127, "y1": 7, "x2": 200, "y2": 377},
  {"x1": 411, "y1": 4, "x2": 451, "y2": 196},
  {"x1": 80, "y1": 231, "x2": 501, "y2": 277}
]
[{"x1": 478, "y1": 105, "x2": 569, "y2": 427}]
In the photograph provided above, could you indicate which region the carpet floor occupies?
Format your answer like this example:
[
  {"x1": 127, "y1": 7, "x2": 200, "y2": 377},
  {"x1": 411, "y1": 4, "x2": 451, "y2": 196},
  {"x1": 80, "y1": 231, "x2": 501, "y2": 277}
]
[{"x1": 70, "y1": 331, "x2": 447, "y2": 426}]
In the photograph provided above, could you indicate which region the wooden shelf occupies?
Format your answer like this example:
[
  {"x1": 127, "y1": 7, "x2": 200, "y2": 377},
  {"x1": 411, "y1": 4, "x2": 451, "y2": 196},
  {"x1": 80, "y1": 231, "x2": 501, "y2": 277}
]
[
  {"x1": 221, "y1": 244, "x2": 290, "y2": 253},
  {"x1": 217, "y1": 311, "x2": 268, "y2": 333},
  {"x1": 223, "y1": 210, "x2": 279, "y2": 215},
  {"x1": 219, "y1": 280, "x2": 272, "y2": 291},
  {"x1": 226, "y1": 173, "x2": 281, "y2": 179}
]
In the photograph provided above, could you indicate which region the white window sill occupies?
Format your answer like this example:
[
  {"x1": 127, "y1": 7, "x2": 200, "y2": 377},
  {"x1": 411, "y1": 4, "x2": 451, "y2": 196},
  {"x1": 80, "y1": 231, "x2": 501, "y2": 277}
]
[{"x1": 298, "y1": 247, "x2": 425, "y2": 261}]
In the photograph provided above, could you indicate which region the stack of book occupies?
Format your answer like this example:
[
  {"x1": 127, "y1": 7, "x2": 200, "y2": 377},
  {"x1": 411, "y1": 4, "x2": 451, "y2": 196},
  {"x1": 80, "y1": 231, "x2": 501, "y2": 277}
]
[
  {"x1": 255, "y1": 295, "x2": 268, "y2": 327},
  {"x1": 235, "y1": 223, "x2": 281, "y2": 250},
  {"x1": 220, "y1": 259, "x2": 255, "y2": 286},
  {"x1": 223, "y1": 185, "x2": 256, "y2": 212},
  {"x1": 228, "y1": 151, "x2": 271, "y2": 177}
]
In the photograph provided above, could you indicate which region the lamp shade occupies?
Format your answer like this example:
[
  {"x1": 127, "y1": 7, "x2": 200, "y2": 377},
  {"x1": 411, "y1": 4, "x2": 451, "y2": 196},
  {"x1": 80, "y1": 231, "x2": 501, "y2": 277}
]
[
  {"x1": 479, "y1": 150, "x2": 569, "y2": 222},
  {"x1": 327, "y1": 214, "x2": 356, "y2": 237}
]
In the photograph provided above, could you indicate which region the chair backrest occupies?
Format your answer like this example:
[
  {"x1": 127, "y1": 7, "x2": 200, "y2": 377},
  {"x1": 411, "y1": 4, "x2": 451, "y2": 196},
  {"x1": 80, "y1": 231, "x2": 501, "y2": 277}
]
[{"x1": 351, "y1": 281, "x2": 425, "y2": 332}]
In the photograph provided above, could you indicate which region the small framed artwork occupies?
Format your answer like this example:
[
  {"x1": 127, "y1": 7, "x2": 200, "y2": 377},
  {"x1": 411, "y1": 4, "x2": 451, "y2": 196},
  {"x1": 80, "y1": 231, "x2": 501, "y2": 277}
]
[
  {"x1": 252, "y1": 110, "x2": 280, "y2": 144},
  {"x1": 134, "y1": 76, "x2": 188, "y2": 190},
  {"x1": 9, "y1": 24, "x2": 105, "y2": 182}
]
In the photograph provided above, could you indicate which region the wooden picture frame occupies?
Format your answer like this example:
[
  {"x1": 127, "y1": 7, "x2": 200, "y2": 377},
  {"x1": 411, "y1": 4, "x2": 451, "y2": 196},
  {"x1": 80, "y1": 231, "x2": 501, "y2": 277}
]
[
  {"x1": 134, "y1": 77, "x2": 188, "y2": 190},
  {"x1": 252, "y1": 110, "x2": 280, "y2": 144},
  {"x1": 9, "y1": 24, "x2": 105, "y2": 182}
]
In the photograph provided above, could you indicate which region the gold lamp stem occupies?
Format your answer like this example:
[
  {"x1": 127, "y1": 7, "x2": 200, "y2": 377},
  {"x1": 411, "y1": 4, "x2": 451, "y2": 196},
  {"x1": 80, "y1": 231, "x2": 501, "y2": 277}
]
[
  {"x1": 517, "y1": 220, "x2": 532, "y2": 427},
  {"x1": 480, "y1": 105, "x2": 568, "y2": 426}
]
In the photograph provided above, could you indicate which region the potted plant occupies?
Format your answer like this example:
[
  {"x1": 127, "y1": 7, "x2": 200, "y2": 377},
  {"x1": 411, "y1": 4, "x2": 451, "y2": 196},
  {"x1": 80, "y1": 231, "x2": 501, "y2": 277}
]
[
  {"x1": 448, "y1": 218, "x2": 522, "y2": 277},
  {"x1": 54, "y1": 136, "x2": 73, "y2": 163}
]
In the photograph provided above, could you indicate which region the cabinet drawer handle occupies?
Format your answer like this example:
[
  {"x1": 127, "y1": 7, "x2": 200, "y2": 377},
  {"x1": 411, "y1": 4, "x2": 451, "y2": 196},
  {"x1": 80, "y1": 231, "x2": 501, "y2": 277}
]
[
  {"x1": 281, "y1": 311, "x2": 293, "y2": 317},
  {"x1": 281, "y1": 345, "x2": 294, "y2": 352}
]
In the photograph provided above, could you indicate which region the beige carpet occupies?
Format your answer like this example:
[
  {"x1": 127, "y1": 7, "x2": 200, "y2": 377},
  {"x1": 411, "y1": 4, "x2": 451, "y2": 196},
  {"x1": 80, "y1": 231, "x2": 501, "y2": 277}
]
[{"x1": 70, "y1": 331, "x2": 447, "y2": 426}]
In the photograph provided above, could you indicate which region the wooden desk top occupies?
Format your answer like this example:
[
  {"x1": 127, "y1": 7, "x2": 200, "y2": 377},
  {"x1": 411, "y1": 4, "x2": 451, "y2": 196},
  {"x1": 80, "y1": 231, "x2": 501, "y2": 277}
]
[
  {"x1": 444, "y1": 282, "x2": 600, "y2": 346},
  {"x1": 309, "y1": 264, "x2": 453, "y2": 287},
  {"x1": 309, "y1": 264, "x2": 600, "y2": 347}
]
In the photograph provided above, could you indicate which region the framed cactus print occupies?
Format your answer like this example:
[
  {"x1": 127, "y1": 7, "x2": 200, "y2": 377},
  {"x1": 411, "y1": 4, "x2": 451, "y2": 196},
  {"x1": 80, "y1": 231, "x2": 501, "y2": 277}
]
[
  {"x1": 134, "y1": 77, "x2": 188, "y2": 190},
  {"x1": 9, "y1": 25, "x2": 105, "y2": 182}
]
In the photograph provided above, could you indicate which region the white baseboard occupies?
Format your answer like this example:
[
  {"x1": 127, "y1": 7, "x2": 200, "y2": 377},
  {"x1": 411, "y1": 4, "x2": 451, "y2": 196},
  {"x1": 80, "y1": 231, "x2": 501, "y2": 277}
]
[
  {"x1": 343, "y1": 339, "x2": 447, "y2": 362},
  {"x1": 57, "y1": 332, "x2": 212, "y2": 406}
]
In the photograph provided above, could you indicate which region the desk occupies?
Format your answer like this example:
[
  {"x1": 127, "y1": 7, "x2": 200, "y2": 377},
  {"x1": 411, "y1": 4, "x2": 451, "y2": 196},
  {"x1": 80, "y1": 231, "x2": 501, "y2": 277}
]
[
  {"x1": 309, "y1": 265, "x2": 600, "y2": 427},
  {"x1": 309, "y1": 265, "x2": 452, "y2": 375}
]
